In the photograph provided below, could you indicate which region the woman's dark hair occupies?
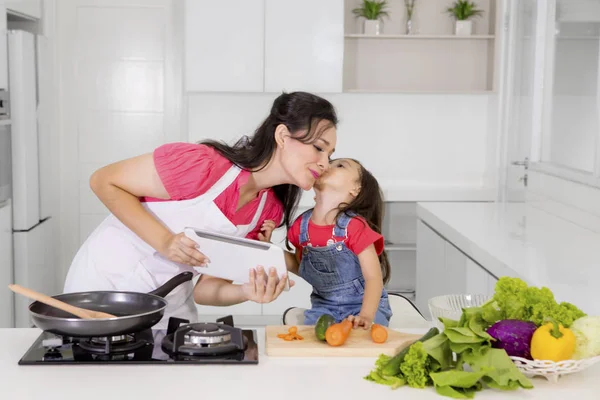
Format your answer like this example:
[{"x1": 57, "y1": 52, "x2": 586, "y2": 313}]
[
  {"x1": 201, "y1": 91, "x2": 338, "y2": 230},
  {"x1": 337, "y1": 160, "x2": 391, "y2": 285}
]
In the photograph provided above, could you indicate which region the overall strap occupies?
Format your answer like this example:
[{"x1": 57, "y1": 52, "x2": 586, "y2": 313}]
[
  {"x1": 333, "y1": 211, "x2": 356, "y2": 239},
  {"x1": 299, "y1": 209, "x2": 313, "y2": 245}
]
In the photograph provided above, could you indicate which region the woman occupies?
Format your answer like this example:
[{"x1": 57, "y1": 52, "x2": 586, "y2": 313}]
[{"x1": 63, "y1": 91, "x2": 338, "y2": 327}]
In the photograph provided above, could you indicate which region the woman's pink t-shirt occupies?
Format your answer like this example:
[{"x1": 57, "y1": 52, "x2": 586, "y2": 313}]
[{"x1": 142, "y1": 142, "x2": 284, "y2": 240}]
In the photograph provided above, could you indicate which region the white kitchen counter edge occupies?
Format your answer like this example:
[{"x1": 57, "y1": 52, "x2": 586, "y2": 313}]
[{"x1": 416, "y1": 203, "x2": 521, "y2": 281}]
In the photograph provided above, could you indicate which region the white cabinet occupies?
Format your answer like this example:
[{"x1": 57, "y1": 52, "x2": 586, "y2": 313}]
[
  {"x1": 184, "y1": 0, "x2": 265, "y2": 92},
  {"x1": 5, "y1": 0, "x2": 41, "y2": 19},
  {"x1": 443, "y1": 242, "x2": 468, "y2": 295},
  {"x1": 263, "y1": 0, "x2": 344, "y2": 93},
  {"x1": 415, "y1": 220, "x2": 446, "y2": 317},
  {"x1": 183, "y1": 0, "x2": 344, "y2": 93},
  {"x1": 466, "y1": 259, "x2": 497, "y2": 298},
  {"x1": 0, "y1": 202, "x2": 13, "y2": 328},
  {"x1": 0, "y1": 5, "x2": 7, "y2": 90},
  {"x1": 416, "y1": 220, "x2": 498, "y2": 319}
]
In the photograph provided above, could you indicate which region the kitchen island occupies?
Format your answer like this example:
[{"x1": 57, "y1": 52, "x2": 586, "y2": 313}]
[
  {"x1": 1, "y1": 326, "x2": 599, "y2": 399},
  {"x1": 416, "y1": 202, "x2": 600, "y2": 317}
]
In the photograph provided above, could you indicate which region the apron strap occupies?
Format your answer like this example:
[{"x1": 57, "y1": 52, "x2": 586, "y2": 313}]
[
  {"x1": 203, "y1": 165, "x2": 243, "y2": 201},
  {"x1": 245, "y1": 190, "x2": 269, "y2": 233}
]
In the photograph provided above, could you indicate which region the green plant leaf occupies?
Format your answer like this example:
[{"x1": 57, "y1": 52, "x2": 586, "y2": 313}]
[
  {"x1": 352, "y1": 0, "x2": 389, "y2": 20},
  {"x1": 447, "y1": 0, "x2": 484, "y2": 20}
]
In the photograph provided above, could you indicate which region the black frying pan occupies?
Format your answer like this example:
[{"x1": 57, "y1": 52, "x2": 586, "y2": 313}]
[{"x1": 28, "y1": 272, "x2": 193, "y2": 337}]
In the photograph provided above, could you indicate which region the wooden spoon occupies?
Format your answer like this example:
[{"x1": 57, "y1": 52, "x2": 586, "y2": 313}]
[{"x1": 8, "y1": 284, "x2": 117, "y2": 319}]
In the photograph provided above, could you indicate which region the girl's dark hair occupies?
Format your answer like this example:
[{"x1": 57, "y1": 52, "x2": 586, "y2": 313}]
[
  {"x1": 337, "y1": 160, "x2": 391, "y2": 285},
  {"x1": 201, "y1": 91, "x2": 338, "y2": 230}
]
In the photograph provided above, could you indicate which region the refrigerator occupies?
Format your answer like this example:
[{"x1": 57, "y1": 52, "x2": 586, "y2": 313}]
[{"x1": 0, "y1": 29, "x2": 56, "y2": 328}]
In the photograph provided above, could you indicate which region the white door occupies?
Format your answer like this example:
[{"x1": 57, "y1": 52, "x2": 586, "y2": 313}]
[
  {"x1": 0, "y1": 5, "x2": 8, "y2": 90},
  {"x1": 496, "y1": 0, "x2": 540, "y2": 202},
  {"x1": 13, "y1": 217, "x2": 56, "y2": 327},
  {"x1": 9, "y1": 30, "x2": 40, "y2": 229},
  {"x1": 0, "y1": 201, "x2": 13, "y2": 328}
]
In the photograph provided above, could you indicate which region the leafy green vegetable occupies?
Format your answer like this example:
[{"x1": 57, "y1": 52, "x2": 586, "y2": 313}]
[
  {"x1": 431, "y1": 370, "x2": 487, "y2": 398},
  {"x1": 363, "y1": 354, "x2": 405, "y2": 388},
  {"x1": 481, "y1": 277, "x2": 586, "y2": 328},
  {"x1": 400, "y1": 342, "x2": 432, "y2": 388},
  {"x1": 463, "y1": 348, "x2": 533, "y2": 390},
  {"x1": 363, "y1": 276, "x2": 587, "y2": 397},
  {"x1": 422, "y1": 332, "x2": 452, "y2": 370}
]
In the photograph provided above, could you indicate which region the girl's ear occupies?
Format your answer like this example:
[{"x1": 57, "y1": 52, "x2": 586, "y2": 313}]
[
  {"x1": 349, "y1": 186, "x2": 361, "y2": 198},
  {"x1": 274, "y1": 124, "x2": 288, "y2": 148}
]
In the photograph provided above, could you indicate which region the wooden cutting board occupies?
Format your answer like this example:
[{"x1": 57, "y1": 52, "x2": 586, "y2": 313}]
[{"x1": 265, "y1": 325, "x2": 422, "y2": 357}]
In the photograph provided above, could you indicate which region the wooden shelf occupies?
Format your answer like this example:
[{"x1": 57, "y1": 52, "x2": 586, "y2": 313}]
[
  {"x1": 345, "y1": 34, "x2": 495, "y2": 40},
  {"x1": 342, "y1": 0, "x2": 499, "y2": 93}
]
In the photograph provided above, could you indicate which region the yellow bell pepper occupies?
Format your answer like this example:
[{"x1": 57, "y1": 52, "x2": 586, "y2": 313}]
[{"x1": 530, "y1": 321, "x2": 576, "y2": 362}]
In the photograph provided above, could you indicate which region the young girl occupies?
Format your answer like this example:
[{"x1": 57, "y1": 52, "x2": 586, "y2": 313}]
[{"x1": 271, "y1": 158, "x2": 392, "y2": 328}]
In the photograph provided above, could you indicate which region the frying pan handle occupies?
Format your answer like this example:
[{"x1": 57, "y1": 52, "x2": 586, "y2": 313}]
[{"x1": 149, "y1": 272, "x2": 194, "y2": 298}]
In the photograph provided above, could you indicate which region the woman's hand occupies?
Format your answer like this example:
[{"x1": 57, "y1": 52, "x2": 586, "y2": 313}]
[
  {"x1": 347, "y1": 314, "x2": 373, "y2": 330},
  {"x1": 160, "y1": 232, "x2": 210, "y2": 266},
  {"x1": 242, "y1": 266, "x2": 295, "y2": 303},
  {"x1": 258, "y1": 220, "x2": 277, "y2": 243}
]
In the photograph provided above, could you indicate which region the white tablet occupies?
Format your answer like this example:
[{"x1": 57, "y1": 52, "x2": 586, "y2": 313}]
[{"x1": 183, "y1": 227, "x2": 290, "y2": 291}]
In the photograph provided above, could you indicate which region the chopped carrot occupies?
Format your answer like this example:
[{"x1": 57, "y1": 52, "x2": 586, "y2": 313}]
[
  {"x1": 325, "y1": 320, "x2": 352, "y2": 346},
  {"x1": 277, "y1": 325, "x2": 304, "y2": 341},
  {"x1": 371, "y1": 324, "x2": 388, "y2": 344}
]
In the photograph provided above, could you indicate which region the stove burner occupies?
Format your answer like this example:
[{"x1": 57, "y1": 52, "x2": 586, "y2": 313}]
[
  {"x1": 162, "y1": 321, "x2": 246, "y2": 357},
  {"x1": 184, "y1": 323, "x2": 232, "y2": 346},
  {"x1": 77, "y1": 334, "x2": 148, "y2": 355},
  {"x1": 18, "y1": 315, "x2": 259, "y2": 365}
]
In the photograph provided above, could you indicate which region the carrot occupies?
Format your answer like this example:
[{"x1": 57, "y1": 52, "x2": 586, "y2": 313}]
[
  {"x1": 371, "y1": 323, "x2": 388, "y2": 343},
  {"x1": 325, "y1": 320, "x2": 352, "y2": 346},
  {"x1": 277, "y1": 326, "x2": 304, "y2": 341}
]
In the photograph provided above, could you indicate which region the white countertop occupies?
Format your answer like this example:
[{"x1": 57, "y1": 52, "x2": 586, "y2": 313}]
[
  {"x1": 417, "y1": 202, "x2": 600, "y2": 315},
  {"x1": 2, "y1": 326, "x2": 600, "y2": 399}
]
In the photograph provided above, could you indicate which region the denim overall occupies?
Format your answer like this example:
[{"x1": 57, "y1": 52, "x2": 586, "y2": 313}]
[{"x1": 298, "y1": 210, "x2": 393, "y2": 326}]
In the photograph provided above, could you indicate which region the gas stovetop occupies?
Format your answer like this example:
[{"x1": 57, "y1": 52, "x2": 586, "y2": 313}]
[{"x1": 18, "y1": 316, "x2": 258, "y2": 365}]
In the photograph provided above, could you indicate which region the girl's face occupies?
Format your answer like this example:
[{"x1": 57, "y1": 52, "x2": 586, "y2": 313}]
[
  {"x1": 315, "y1": 158, "x2": 361, "y2": 197},
  {"x1": 278, "y1": 120, "x2": 337, "y2": 190}
]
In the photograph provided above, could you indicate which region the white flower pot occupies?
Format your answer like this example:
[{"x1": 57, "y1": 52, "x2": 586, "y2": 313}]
[
  {"x1": 364, "y1": 19, "x2": 381, "y2": 35},
  {"x1": 455, "y1": 20, "x2": 473, "y2": 36}
]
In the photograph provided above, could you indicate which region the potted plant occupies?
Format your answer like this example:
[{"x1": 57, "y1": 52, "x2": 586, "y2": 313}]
[
  {"x1": 446, "y1": 0, "x2": 483, "y2": 36},
  {"x1": 352, "y1": 0, "x2": 390, "y2": 35}
]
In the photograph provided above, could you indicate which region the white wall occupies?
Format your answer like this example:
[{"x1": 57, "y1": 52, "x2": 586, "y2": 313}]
[
  {"x1": 187, "y1": 92, "x2": 497, "y2": 197},
  {"x1": 56, "y1": 0, "x2": 183, "y2": 282}
]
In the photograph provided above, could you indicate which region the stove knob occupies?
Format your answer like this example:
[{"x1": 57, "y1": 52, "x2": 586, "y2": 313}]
[{"x1": 42, "y1": 350, "x2": 63, "y2": 361}]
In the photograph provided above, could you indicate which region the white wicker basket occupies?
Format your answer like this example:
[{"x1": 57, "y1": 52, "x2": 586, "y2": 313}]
[{"x1": 509, "y1": 355, "x2": 600, "y2": 383}]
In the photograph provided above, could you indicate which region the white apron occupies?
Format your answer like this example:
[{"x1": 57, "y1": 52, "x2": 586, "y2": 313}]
[{"x1": 64, "y1": 165, "x2": 268, "y2": 328}]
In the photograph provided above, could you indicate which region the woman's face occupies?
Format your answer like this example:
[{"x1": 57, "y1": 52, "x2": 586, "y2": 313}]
[{"x1": 279, "y1": 120, "x2": 337, "y2": 191}]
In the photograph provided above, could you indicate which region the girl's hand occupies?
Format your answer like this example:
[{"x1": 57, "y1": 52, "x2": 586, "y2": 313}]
[
  {"x1": 347, "y1": 314, "x2": 373, "y2": 330},
  {"x1": 160, "y1": 232, "x2": 210, "y2": 266},
  {"x1": 258, "y1": 220, "x2": 276, "y2": 243},
  {"x1": 242, "y1": 266, "x2": 295, "y2": 303}
]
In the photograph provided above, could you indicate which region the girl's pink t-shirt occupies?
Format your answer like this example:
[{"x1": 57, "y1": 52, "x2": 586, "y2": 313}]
[{"x1": 142, "y1": 142, "x2": 284, "y2": 240}]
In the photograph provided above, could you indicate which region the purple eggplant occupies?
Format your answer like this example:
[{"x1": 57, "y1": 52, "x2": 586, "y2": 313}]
[{"x1": 486, "y1": 319, "x2": 537, "y2": 360}]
